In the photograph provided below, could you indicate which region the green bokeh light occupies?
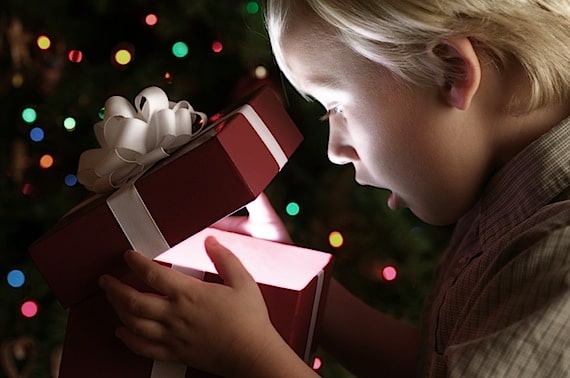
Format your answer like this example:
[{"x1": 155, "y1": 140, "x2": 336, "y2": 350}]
[
  {"x1": 172, "y1": 42, "x2": 189, "y2": 58},
  {"x1": 22, "y1": 108, "x2": 37, "y2": 124},
  {"x1": 286, "y1": 202, "x2": 300, "y2": 216},
  {"x1": 246, "y1": 1, "x2": 260, "y2": 14},
  {"x1": 63, "y1": 117, "x2": 76, "y2": 131}
]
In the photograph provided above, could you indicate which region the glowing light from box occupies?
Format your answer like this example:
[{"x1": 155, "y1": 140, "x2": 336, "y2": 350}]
[
  {"x1": 254, "y1": 65, "x2": 268, "y2": 79},
  {"x1": 172, "y1": 42, "x2": 189, "y2": 58},
  {"x1": 286, "y1": 202, "x2": 300, "y2": 216},
  {"x1": 68, "y1": 49, "x2": 83, "y2": 63},
  {"x1": 63, "y1": 117, "x2": 76, "y2": 131},
  {"x1": 37, "y1": 35, "x2": 51, "y2": 50},
  {"x1": 145, "y1": 13, "x2": 158, "y2": 26},
  {"x1": 30, "y1": 127, "x2": 45, "y2": 142},
  {"x1": 39, "y1": 154, "x2": 54, "y2": 169},
  {"x1": 7, "y1": 270, "x2": 25, "y2": 288},
  {"x1": 114, "y1": 49, "x2": 132, "y2": 65},
  {"x1": 328, "y1": 231, "x2": 344, "y2": 248},
  {"x1": 64, "y1": 174, "x2": 78, "y2": 187},
  {"x1": 22, "y1": 107, "x2": 37, "y2": 123},
  {"x1": 211, "y1": 40, "x2": 223, "y2": 53},
  {"x1": 312, "y1": 357, "x2": 322, "y2": 370},
  {"x1": 21, "y1": 301, "x2": 38, "y2": 318},
  {"x1": 246, "y1": 1, "x2": 260, "y2": 14},
  {"x1": 382, "y1": 265, "x2": 397, "y2": 281}
]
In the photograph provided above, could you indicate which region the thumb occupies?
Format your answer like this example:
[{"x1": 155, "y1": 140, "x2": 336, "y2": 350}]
[{"x1": 204, "y1": 236, "x2": 254, "y2": 288}]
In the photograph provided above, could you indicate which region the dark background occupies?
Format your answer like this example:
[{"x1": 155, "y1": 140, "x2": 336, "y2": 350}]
[{"x1": 0, "y1": 1, "x2": 450, "y2": 376}]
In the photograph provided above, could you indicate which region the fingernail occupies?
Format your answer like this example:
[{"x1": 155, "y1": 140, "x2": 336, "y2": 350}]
[
  {"x1": 124, "y1": 249, "x2": 137, "y2": 259},
  {"x1": 204, "y1": 235, "x2": 220, "y2": 247}
]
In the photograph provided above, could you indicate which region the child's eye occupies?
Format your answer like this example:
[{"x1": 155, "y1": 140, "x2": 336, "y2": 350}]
[{"x1": 319, "y1": 105, "x2": 344, "y2": 121}]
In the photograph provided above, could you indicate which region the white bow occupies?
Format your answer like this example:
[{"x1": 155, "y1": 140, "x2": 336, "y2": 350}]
[{"x1": 77, "y1": 86, "x2": 207, "y2": 193}]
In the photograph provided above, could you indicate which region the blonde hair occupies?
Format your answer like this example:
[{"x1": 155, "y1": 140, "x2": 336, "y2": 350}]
[{"x1": 266, "y1": 0, "x2": 570, "y2": 110}]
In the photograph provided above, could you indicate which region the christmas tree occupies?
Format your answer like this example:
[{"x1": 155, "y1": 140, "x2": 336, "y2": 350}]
[{"x1": 0, "y1": 1, "x2": 451, "y2": 376}]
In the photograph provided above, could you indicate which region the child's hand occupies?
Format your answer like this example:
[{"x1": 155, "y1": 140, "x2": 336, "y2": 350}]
[
  {"x1": 213, "y1": 192, "x2": 292, "y2": 244},
  {"x1": 99, "y1": 236, "x2": 283, "y2": 376}
]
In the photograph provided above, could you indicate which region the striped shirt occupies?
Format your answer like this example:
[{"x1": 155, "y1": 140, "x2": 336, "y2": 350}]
[{"x1": 419, "y1": 117, "x2": 570, "y2": 377}]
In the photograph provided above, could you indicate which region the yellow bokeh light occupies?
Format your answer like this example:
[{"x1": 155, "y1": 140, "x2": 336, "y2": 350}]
[
  {"x1": 37, "y1": 35, "x2": 51, "y2": 50},
  {"x1": 328, "y1": 231, "x2": 344, "y2": 248},
  {"x1": 114, "y1": 49, "x2": 132, "y2": 65}
]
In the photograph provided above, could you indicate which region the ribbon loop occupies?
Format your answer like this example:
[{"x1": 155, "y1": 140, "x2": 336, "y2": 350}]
[{"x1": 77, "y1": 87, "x2": 208, "y2": 193}]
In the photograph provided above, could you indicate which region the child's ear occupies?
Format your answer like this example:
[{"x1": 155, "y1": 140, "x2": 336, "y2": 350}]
[{"x1": 431, "y1": 37, "x2": 481, "y2": 110}]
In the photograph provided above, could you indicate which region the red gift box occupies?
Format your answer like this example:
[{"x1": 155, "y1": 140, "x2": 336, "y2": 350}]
[
  {"x1": 29, "y1": 86, "x2": 303, "y2": 309},
  {"x1": 59, "y1": 228, "x2": 333, "y2": 377}
]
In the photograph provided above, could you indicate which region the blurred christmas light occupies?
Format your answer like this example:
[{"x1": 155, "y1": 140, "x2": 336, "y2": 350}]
[
  {"x1": 312, "y1": 357, "x2": 322, "y2": 370},
  {"x1": 254, "y1": 65, "x2": 268, "y2": 79},
  {"x1": 114, "y1": 49, "x2": 132, "y2": 65},
  {"x1": 211, "y1": 40, "x2": 223, "y2": 53},
  {"x1": 172, "y1": 41, "x2": 189, "y2": 58},
  {"x1": 39, "y1": 154, "x2": 54, "y2": 169},
  {"x1": 382, "y1": 265, "x2": 398, "y2": 281},
  {"x1": 63, "y1": 116, "x2": 76, "y2": 131},
  {"x1": 37, "y1": 35, "x2": 51, "y2": 50},
  {"x1": 246, "y1": 1, "x2": 260, "y2": 14},
  {"x1": 145, "y1": 13, "x2": 158, "y2": 26},
  {"x1": 12, "y1": 72, "x2": 24, "y2": 87},
  {"x1": 98, "y1": 107, "x2": 105, "y2": 120},
  {"x1": 7, "y1": 269, "x2": 26, "y2": 288},
  {"x1": 328, "y1": 231, "x2": 344, "y2": 248},
  {"x1": 64, "y1": 174, "x2": 78, "y2": 187},
  {"x1": 22, "y1": 107, "x2": 37, "y2": 123},
  {"x1": 30, "y1": 127, "x2": 45, "y2": 142},
  {"x1": 68, "y1": 49, "x2": 83, "y2": 63},
  {"x1": 286, "y1": 202, "x2": 300, "y2": 216},
  {"x1": 21, "y1": 300, "x2": 38, "y2": 318}
]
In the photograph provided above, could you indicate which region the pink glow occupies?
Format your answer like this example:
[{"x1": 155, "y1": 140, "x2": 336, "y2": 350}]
[
  {"x1": 157, "y1": 228, "x2": 332, "y2": 290},
  {"x1": 21, "y1": 300, "x2": 38, "y2": 318},
  {"x1": 312, "y1": 356, "x2": 322, "y2": 370},
  {"x1": 145, "y1": 14, "x2": 158, "y2": 26},
  {"x1": 382, "y1": 265, "x2": 397, "y2": 281}
]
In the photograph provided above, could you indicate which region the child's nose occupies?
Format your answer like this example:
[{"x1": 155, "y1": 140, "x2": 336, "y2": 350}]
[{"x1": 327, "y1": 124, "x2": 358, "y2": 165}]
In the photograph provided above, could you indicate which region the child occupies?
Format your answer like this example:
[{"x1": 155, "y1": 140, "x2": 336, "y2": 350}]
[{"x1": 99, "y1": 0, "x2": 570, "y2": 376}]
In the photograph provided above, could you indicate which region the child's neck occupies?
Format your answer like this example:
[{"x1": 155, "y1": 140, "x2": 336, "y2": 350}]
[{"x1": 483, "y1": 61, "x2": 570, "y2": 169}]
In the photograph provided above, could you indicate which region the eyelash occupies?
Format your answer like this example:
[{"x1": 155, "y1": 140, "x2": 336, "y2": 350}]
[{"x1": 319, "y1": 105, "x2": 344, "y2": 121}]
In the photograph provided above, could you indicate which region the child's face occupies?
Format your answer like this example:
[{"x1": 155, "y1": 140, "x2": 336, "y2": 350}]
[{"x1": 280, "y1": 25, "x2": 493, "y2": 225}]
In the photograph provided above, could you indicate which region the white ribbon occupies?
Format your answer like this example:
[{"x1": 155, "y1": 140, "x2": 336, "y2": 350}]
[{"x1": 77, "y1": 86, "x2": 208, "y2": 193}]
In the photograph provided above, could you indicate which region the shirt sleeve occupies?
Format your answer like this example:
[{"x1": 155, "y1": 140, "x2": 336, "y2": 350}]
[{"x1": 445, "y1": 224, "x2": 570, "y2": 377}]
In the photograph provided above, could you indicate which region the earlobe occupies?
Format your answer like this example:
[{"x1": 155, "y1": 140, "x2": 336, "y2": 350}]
[{"x1": 432, "y1": 38, "x2": 482, "y2": 110}]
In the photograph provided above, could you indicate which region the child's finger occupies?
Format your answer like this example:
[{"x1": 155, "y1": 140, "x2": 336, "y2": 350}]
[
  {"x1": 123, "y1": 249, "x2": 197, "y2": 297},
  {"x1": 99, "y1": 274, "x2": 170, "y2": 322},
  {"x1": 204, "y1": 236, "x2": 254, "y2": 289},
  {"x1": 115, "y1": 326, "x2": 172, "y2": 362}
]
